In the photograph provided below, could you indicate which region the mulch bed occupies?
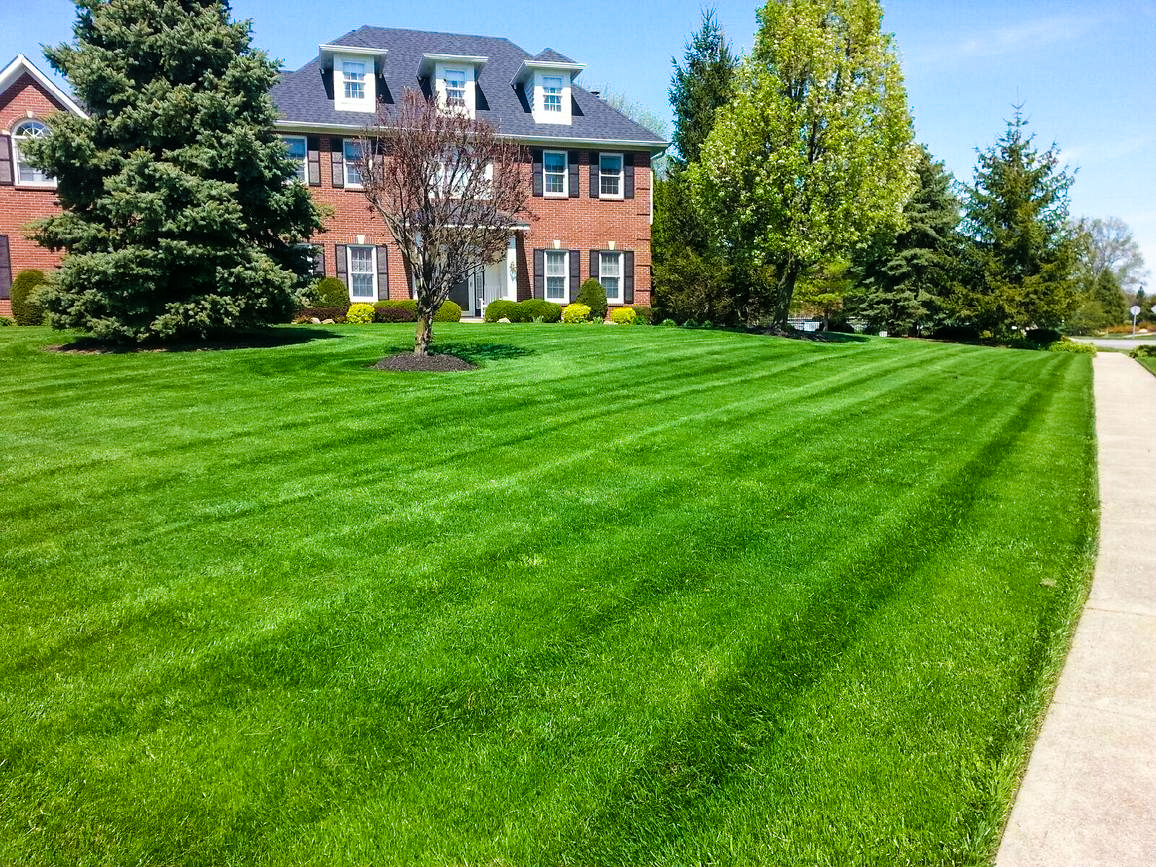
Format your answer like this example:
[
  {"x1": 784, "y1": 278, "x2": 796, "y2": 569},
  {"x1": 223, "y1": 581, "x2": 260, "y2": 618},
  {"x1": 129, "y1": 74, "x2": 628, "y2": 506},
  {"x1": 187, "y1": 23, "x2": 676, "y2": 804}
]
[{"x1": 372, "y1": 352, "x2": 476, "y2": 372}]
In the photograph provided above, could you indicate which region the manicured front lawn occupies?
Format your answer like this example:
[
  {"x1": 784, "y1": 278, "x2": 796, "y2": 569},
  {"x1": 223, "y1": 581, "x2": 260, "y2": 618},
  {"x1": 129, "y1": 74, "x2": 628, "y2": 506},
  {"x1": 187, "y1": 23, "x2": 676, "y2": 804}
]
[{"x1": 0, "y1": 325, "x2": 1096, "y2": 865}]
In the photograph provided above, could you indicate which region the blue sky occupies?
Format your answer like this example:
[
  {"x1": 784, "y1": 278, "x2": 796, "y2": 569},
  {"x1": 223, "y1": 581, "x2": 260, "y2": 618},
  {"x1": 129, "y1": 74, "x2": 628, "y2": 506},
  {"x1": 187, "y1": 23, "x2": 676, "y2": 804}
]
[{"x1": 4, "y1": 0, "x2": 1153, "y2": 286}]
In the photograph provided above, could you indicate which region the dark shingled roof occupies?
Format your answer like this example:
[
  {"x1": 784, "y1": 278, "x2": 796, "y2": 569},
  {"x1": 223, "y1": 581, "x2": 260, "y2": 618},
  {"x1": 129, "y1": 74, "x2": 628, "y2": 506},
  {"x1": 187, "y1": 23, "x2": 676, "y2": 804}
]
[{"x1": 271, "y1": 26, "x2": 666, "y2": 148}]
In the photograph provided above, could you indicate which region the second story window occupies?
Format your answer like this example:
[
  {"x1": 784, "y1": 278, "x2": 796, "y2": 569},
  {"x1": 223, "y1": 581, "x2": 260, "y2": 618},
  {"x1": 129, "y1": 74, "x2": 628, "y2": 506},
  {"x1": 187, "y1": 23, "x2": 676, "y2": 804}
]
[
  {"x1": 282, "y1": 135, "x2": 307, "y2": 183},
  {"x1": 599, "y1": 153, "x2": 623, "y2": 198},
  {"x1": 342, "y1": 61, "x2": 366, "y2": 102},
  {"x1": 445, "y1": 69, "x2": 467, "y2": 107},
  {"x1": 543, "y1": 150, "x2": 567, "y2": 196},
  {"x1": 343, "y1": 139, "x2": 363, "y2": 187},
  {"x1": 542, "y1": 76, "x2": 563, "y2": 112},
  {"x1": 13, "y1": 120, "x2": 52, "y2": 186}
]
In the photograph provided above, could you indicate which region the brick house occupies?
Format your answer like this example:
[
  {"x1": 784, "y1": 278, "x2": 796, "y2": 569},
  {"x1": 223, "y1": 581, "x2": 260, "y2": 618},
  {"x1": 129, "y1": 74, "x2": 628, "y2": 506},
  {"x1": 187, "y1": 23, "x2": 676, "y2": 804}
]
[
  {"x1": 271, "y1": 27, "x2": 667, "y2": 314},
  {"x1": 0, "y1": 55, "x2": 86, "y2": 317}
]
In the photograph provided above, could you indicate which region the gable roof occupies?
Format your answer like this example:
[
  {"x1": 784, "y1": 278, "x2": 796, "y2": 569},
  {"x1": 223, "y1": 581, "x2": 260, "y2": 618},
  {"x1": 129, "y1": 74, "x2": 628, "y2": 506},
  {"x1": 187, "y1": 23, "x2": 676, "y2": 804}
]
[
  {"x1": 272, "y1": 27, "x2": 666, "y2": 150},
  {"x1": 0, "y1": 54, "x2": 87, "y2": 118}
]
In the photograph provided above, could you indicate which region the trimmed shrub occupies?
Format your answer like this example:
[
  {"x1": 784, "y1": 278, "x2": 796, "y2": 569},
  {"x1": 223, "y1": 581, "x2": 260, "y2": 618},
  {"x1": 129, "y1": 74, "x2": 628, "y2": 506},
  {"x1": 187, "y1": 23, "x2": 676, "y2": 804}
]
[
  {"x1": 293, "y1": 306, "x2": 347, "y2": 323},
  {"x1": 373, "y1": 305, "x2": 416, "y2": 323},
  {"x1": 346, "y1": 303, "x2": 375, "y2": 324},
  {"x1": 0, "y1": 316, "x2": 14, "y2": 326},
  {"x1": 683, "y1": 319, "x2": 698, "y2": 328},
  {"x1": 484, "y1": 299, "x2": 519, "y2": 322},
  {"x1": 661, "y1": 318, "x2": 678, "y2": 326},
  {"x1": 314, "y1": 276, "x2": 349, "y2": 308},
  {"x1": 1131, "y1": 345, "x2": 1156, "y2": 359},
  {"x1": 1026, "y1": 328, "x2": 1063, "y2": 345},
  {"x1": 561, "y1": 303, "x2": 592, "y2": 324},
  {"x1": 609, "y1": 307, "x2": 637, "y2": 325},
  {"x1": 575, "y1": 278, "x2": 608, "y2": 321},
  {"x1": 1048, "y1": 339, "x2": 1096, "y2": 355},
  {"x1": 516, "y1": 299, "x2": 562, "y2": 323},
  {"x1": 11, "y1": 269, "x2": 47, "y2": 326},
  {"x1": 434, "y1": 300, "x2": 462, "y2": 322},
  {"x1": 700, "y1": 320, "x2": 713, "y2": 328},
  {"x1": 630, "y1": 306, "x2": 654, "y2": 324}
]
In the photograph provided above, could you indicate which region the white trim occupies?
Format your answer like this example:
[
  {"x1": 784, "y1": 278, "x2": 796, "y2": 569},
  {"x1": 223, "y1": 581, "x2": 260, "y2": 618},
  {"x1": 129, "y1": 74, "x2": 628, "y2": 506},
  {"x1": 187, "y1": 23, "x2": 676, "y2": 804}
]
[
  {"x1": 0, "y1": 54, "x2": 86, "y2": 118},
  {"x1": 598, "y1": 152, "x2": 624, "y2": 200},
  {"x1": 599, "y1": 251, "x2": 624, "y2": 304},
  {"x1": 544, "y1": 249, "x2": 569, "y2": 303},
  {"x1": 542, "y1": 149, "x2": 568, "y2": 198},
  {"x1": 12, "y1": 119, "x2": 54, "y2": 188},
  {"x1": 280, "y1": 134, "x2": 307, "y2": 183},
  {"x1": 342, "y1": 138, "x2": 363, "y2": 188},
  {"x1": 513, "y1": 58, "x2": 585, "y2": 86},
  {"x1": 346, "y1": 245, "x2": 377, "y2": 301},
  {"x1": 334, "y1": 54, "x2": 374, "y2": 113}
]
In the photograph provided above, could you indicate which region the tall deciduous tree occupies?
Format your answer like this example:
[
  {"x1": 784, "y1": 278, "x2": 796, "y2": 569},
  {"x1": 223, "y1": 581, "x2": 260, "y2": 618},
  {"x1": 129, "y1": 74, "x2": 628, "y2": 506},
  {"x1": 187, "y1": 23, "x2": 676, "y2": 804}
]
[
  {"x1": 691, "y1": 0, "x2": 916, "y2": 327},
  {"x1": 853, "y1": 146, "x2": 962, "y2": 336},
  {"x1": 27, "y1": 0, "x2": 324, "y2": 342},
  {"x1": 357, "y1": 90, "x2": 531, "y2": 355},
  {"x1": 1072, "y1": 216, "x2": 1147, "y2": 294},
  {"x1": 958, "y1": 110, "x2": 1077, "y2": 337}
]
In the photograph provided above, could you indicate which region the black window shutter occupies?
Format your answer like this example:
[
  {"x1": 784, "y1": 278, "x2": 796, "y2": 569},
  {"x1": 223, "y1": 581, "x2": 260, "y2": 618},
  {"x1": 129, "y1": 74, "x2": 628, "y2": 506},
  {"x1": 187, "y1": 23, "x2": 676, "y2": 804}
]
[
  {"x1": 331, "y1": 138, "x2": 345, "y2": 189},
  {"x1": 589, "y1": 250, "x2": 599, "y2": 281},
  {"x1": 589, "y1": 152, "x2": 599, "y2": 198},
  {"x1": 375, "y1": 245, "x2": 389, "y2": 300},
  {"x1": 569, "y1": 249, "x2": 581, "y2": 299},
  {"x1": 624, "y1": 152, "x2": 635, "y2": 199},
  {"x1": 623, "y1": 251, "x2": 635, "y2": 304},
  {"x1": 335, "y1": 244, "x2": 349, "y2": 290},
  {"x1": 0, "y1": 235, "x2": 11, "y2": 298},
  {"x1": 311, "y1": 244, "x2": 325, "y2": 278},
  {"x1": 531, "y1": 148, "x2": 543, "y2": 197},
  {"x1": 0, "y1": 136, "x2": 12, "y2": 185},
  {"x1": 307, "y1": 136, "x2": 321, "y2": 186},
  {"x1": 568, "y1": 150, "x2": 580, "y2": 198},
  {"x1": 532, "y1": 248, "x2": 545, "y2": 298}
]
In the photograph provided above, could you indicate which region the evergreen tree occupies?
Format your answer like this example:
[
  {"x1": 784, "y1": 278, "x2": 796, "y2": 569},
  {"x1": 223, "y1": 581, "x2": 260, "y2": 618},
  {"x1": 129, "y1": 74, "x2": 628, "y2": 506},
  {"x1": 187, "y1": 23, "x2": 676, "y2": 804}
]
[
  {"x1": 668, "y1": 9, "x2": 738, "y2": 168},
  {"x1": 26, "y1": 0, "x2": 324, "y2": 342},
  {"x1": 1090, "y1": 268, "x2": 1128, "y2": 327},
  {"x1": 854, "y1": 146, "x2": 961, "y2": 336},
  {"x1": 691, "y1": 0, "x2": 916, "y2": 327},
  {"x1": 956, "y1": 110, "x2": 1077, "y2": 338}
]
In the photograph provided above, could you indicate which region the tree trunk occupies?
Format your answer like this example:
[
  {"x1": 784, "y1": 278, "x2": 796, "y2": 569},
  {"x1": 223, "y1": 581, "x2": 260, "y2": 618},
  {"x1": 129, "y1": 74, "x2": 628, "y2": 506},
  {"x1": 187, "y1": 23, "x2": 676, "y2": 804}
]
[
  {"x1": 414, "y1": 313, "x2": 432, "y2": 356},
  {"x1": 771, "y1": 260, "x2": 802, "y2": 329}
]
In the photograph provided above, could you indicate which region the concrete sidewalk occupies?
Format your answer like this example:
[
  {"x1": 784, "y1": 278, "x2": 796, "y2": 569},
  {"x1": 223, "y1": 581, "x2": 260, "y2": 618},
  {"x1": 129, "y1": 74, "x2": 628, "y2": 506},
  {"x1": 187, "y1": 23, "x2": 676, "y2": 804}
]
[{"x1": 997, "y1": 352, "x2": 1156, "y2": 866}]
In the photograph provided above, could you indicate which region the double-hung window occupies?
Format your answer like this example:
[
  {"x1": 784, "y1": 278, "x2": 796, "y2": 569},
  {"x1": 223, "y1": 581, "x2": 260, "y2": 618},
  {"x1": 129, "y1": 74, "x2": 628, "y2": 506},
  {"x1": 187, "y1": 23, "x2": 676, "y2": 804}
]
[
  {"x1": 282, "y1": 135, "x2": 307, "y2": 183},
  {"x1": 543, "y1": 150, "x2": 567, "y2": 197},
  {"x1": 542, "y1": 76, "x2": 563, "y2": 113},
  {"x1": 343, "y1": 139, "x2": 363, "y2": 187},
  {"x1": 600, "y1": 252, "x2": 623, "y2": 304},
  {"x1": 445, "y1": 69, "x2": 467, "y2": 107},
  {"x1": 348, "y1": 246, "x2": 376, "y2": 300},
  {"x1": 599, "y1": 153, "x2": 623, "y2": 199},
  {"x1": 13, "y1": 120, "x2": 52, "y2": 186},
  {"x1": 544, "y1": 250, "x2": 568, "y2": 302},
  {"x1": 342, "y1": 61, "x2": 366, "y2": 102}
]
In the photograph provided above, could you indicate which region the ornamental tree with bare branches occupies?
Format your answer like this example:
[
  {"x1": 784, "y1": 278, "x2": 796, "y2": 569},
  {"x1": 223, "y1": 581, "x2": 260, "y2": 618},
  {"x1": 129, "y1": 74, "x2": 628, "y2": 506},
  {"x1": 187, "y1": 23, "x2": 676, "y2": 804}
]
[{"x1": 357, "y1": 89, "x2": 532, "y2": 355}]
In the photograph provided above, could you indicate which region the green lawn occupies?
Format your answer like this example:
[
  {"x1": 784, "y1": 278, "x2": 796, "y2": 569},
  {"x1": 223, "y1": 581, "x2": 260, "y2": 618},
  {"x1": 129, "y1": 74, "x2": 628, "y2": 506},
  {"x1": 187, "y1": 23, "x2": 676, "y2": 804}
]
[
  {"x1": 1137, "y1": 354, "x2": 1156, "y2": 376},
  {"x1": 0, "y1": 324, "x2": 1096, "y2": 866}
]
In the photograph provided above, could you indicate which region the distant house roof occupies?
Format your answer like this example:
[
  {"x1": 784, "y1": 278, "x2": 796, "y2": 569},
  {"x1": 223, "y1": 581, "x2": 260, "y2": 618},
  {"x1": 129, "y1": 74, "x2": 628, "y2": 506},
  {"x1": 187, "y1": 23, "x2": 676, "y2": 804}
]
[
  {"x1": 0, "y1": 54, "x2": 86, "y2": 118},
  {"x1": 271, "y1": 27, "x2": 666, "y2": 150}
]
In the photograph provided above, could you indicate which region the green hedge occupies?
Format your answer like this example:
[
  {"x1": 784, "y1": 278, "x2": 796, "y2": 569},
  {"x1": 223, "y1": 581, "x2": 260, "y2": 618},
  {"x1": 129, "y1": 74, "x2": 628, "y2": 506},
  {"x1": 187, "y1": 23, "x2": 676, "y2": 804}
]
[
  {"x1": 11, "y1": 269, "x2": 47, "y2": 326},
  {"x1": 575, "y1": 278, "x2": 608, "y2": 321},
  {"x1": 313, "y1": 276, "x2": 349, "y2": 308},
  {"x1": 484, "y1": 299, "x2": 519, "y2": 322}
]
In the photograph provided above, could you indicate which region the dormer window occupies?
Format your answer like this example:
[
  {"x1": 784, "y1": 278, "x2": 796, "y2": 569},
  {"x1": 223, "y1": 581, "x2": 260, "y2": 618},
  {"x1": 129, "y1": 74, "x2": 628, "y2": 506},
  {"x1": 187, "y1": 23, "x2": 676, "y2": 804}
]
[
  {"x1": 445, "y1": 69, "x2": 467, "y2": 107},
  {"x1": 542, "y1": 76, "x2": 563, "y2": 112},
  {"x1": 342, "y1": 61, "x2": 366, "y2": 102}
]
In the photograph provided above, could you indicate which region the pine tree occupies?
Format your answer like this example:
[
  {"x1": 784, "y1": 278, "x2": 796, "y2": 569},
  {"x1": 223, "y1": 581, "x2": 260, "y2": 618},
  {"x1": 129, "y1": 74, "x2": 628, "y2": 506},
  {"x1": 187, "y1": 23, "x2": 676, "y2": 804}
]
[
  {"x1": 854, "y1": 146, "x2": 961, "y2": 336},
  {"x1": 957, "y1": 110, "x2": 1077, "y2": 338},
  {"x1": 668, "y1": 9, "x2": 738, "y2": 168},
  {"x1": 1090, "y1": 268, "x2": 1128, "y2": 326},
  {"x1": 26, "y1": 0, "x2": 324, "y2": 342}
]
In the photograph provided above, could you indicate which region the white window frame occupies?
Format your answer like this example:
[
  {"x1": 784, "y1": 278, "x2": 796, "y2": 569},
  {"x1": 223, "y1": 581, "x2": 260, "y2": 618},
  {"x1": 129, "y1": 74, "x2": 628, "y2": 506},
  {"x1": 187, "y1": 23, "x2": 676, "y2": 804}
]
[
  {"x1": 544, "y1": 250, "x2": 569, "y2": 303},
  {"x1": 445, "y1": 69, "x2": 467, "y2": 107},
  {"x1": 542, "y1": 75, "x2": 563, "y2": 113},
  {"x1": 281, "y1": 135, "x2": 307, "y2": 183},
  {"x1": 343, "y1": 138, "x2": 363, "y2": 188},
  {"x1": 599, "y1": 251, "x2": 623, "y2": 304},
  {"x1": 543, "y1": 150, "x2": 567, "y2": 198},
  {"x1": 13, "y1": 120, "x2": 54, "y2": 188},
  {"x1": 342, "y1": 60, "x2": 367, "y2": 102},
  {"x1": 347, "y1": 245, "x2": 377, "y2": 301},
  {"x1": 599, "y1": 153, "x2": 624, "y2": 200}
]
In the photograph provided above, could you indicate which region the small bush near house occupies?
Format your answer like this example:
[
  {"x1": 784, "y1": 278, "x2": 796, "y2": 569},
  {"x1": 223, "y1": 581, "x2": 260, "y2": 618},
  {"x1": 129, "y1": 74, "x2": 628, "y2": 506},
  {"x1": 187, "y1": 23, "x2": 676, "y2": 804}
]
[
  {"x1": 346, "y1": 303, "x2": 375, "y2": 324},
  {"x1": 373, "y1": 306, "x2": 416, "y2": 323},
  {"x1": 293, "y1": 306, "x2": 348, "y2": 323},
  {"x1": 661, "y1": 318, "x2": 678, "y2": 326},
  {"x1": 630, "y1": 306, "x2": 654, "y2": 324},
  {"x1": 683, "y1": 319, "x2": 699, "y2": 328},
  {"x1": 561, "y1": 303, "x2": 592, "y2": 324},
  {"x1": 609, "y1": 307, "x2": 636, "y2": 325},
  {"x1": 484, "y1": 300, "x2": 519, "y2": 322},
  {"x1": 516, "y1": 300, "x2": 562, "y2": 323},
  {"x1": 1048, "y1": 340, "x2": 1096, "y2": 355},
  {"x1": 11, "y1": 269, "x2": 48, "y2": 326},
  {"x1": 313, "y1": 277, "x2": 350, "y2": 308},
  {"x1": 435, "y1": 300, "x2": 463, "y2": 322},
  {"x1": 575, "y1": 278, "x2": 608, "y2": 321},
  {"x1": 0, "y1": 316, "x2": 14, "y2": 326}
]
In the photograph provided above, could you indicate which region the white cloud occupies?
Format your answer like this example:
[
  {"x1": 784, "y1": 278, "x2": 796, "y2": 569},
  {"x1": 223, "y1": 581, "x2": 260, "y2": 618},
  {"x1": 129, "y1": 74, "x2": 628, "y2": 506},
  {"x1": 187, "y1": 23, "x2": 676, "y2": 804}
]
[{"x1": 911, "y1": 14, "x2": 1109, "y2": 68}]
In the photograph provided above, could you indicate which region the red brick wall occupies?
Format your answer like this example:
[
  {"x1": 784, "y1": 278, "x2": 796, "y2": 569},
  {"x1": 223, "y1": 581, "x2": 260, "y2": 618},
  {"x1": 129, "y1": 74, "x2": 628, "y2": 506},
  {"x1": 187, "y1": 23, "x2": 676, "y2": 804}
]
[
  {"x1": 306, "y1": 135, "x2": 653, "y2": 307},
  {"x1": 0, "y1": 74, "x2": 70, "y2": 300}
]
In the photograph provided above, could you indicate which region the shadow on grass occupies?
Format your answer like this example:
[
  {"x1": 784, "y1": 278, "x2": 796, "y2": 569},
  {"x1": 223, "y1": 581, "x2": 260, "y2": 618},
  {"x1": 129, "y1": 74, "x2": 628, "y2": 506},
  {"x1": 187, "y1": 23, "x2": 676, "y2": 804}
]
[{"x1": 45, "y1": 326, "x2": 342, "y2": 354}]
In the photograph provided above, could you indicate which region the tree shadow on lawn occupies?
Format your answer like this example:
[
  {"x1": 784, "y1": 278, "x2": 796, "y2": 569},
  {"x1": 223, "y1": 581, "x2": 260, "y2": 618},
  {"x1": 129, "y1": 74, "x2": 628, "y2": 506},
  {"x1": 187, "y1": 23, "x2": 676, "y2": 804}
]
[{"x1": 44, "y1": 326, "x2": 342, "y2": 354}]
